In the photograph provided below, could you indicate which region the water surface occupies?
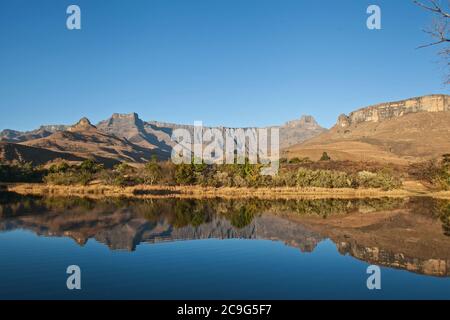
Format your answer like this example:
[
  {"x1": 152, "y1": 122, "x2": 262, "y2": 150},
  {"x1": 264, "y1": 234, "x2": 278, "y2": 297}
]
[{"x1": 1, "y1": 193, "x2": 450, "y2": 299}]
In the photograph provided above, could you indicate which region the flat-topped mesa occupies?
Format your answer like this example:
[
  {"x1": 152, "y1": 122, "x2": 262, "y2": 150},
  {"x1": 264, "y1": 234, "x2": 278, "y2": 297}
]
[
  {"x1": 68, "y1": 117, "x2": 96, "y2": 132},
  {"x1": 111, "y1": 112, "x2": 140, "y2": 121},
  {"x1": 337, "y1": 94, "x2": 450, "y2": 128},
  {"x1": 99, "y1": 112, "x2": 143, "y2": 128}
]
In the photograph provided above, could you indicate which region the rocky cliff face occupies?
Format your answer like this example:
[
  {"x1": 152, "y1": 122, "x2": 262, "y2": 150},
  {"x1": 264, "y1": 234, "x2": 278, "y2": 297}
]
[
  {"x1": 67, "y1": 117, "x2": 96, "y2": 132},
  {"x1": 337, "y1": 94, "x2": 449, "y2": 128},
  {"x1": 284, "y1": 94, "x2": 450, "y2": 163},
  {"x1": 1, "y1": 112, "x2": 325, "y2": 163},
  {"x1": 96, "y1": 112, "x2": 143, "y2": 137},
  {"x1": 336, "y1": 241, "x2": 450, "y2": 277},
  {"x1": 95, "y1": 112, "x2": 170, "y2": 151},
  {"x1": 20, "y1": 117, "x2": 158, "y2": 165}
]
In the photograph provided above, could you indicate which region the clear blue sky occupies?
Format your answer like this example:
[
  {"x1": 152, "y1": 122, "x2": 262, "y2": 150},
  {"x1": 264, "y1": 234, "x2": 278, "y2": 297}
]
[{"x1": 0, "y1": 0, "x2": 448, "y2": 131}]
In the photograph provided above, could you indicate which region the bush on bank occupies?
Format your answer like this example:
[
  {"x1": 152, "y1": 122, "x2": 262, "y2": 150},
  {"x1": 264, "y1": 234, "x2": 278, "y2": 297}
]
[
  {"x1": 2, "y1": 158, "x2": 403, "y2": 190},
  {"x1": 0, "y1": 162, "x2": 44, "y2": 183},
  {"x1": 44, "y1": 160, "x2": 103, "y2": 186},
  {"x1": 408, "y1": 155, "x2": 450, "y2": 191}
]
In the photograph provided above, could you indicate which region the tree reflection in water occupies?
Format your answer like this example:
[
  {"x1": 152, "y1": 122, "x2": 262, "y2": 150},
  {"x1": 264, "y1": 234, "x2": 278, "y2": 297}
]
[{"x1": 1, "y1": 191, "x2": 450, "y2": 276}]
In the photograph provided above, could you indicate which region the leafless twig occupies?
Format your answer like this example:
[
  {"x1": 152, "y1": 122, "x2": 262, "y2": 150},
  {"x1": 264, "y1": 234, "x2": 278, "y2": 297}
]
[
  {"x1": 414, "y1": 0, "x2": 450, "y2": 17},
  {"x1": 414, "y1": 0, "x2": 450, "y2": 84}
]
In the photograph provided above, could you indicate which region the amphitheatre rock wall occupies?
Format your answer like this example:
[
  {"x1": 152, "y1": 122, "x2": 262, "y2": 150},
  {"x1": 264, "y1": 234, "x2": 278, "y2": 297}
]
[{"x1": 338, "y1": 94, "x2": 449, "y2": 128}]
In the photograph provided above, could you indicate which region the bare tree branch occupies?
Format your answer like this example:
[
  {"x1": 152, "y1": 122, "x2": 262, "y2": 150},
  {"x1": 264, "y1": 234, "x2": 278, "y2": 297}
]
[
  {"x1": 414, "y1": 0, "x2": 450, "y2": 17},
  {"x1": 414, "y1": 1, "x2": 450, "y2": 84},
  {"x1": 416, "y1": 17, "x2": 450, "y2": 48}
]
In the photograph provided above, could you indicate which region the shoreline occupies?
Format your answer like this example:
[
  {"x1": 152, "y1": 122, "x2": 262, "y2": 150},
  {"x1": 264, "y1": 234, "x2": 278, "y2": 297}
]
[{"x1": 3, "y1": 183, "x2": 450, "y2": 200}]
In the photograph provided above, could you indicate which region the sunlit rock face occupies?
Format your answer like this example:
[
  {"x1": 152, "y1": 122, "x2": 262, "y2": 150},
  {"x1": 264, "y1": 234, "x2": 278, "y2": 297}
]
[
  {"x1": 1, "y1": 111, "x2": 327, "y2": 162},
  {"x1": 67, "y1": 117, "x2": 96, "y2": 132},
  {"x1": 337, "y1": 94, "x2": 449, "y2": 127},
  {"x1": 337, "y1": 114, "x2": 351, "y2": 128},
  {"x1": 336, "y1": 241, "x2": 450, "y2": 277}
]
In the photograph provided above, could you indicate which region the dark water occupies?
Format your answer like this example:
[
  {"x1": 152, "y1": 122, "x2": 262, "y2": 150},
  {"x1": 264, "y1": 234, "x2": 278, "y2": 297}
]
[{"x1": 1, "y1": 192, "x2": 450, "y2": 299}]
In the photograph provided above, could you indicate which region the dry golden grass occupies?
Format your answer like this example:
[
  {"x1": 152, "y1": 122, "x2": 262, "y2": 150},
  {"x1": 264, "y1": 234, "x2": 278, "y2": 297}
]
[
  {"x1": 5, "y1": 183, "x2": 450, "y2": 200},
  {"x1": 284, "y1": 112, "x2": 450, "y2": 164}
]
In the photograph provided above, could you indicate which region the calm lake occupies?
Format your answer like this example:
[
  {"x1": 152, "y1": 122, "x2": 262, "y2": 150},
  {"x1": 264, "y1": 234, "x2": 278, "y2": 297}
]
[{"x1": 0, "y1": 192, "x2": 450, "y2": 300}]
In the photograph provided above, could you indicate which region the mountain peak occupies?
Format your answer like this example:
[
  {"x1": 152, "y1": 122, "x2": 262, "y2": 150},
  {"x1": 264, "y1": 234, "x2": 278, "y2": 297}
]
[
  {"x1": 101, "y1": 112, "x2": 143, "y2": 127},
  {"x1": 112, "y1": 112, "x2": 139, "y2": 118},
  {"x1": 68, "y1": 117, "x2": 96, "y2": 132},
  {"x1": 96, "y1": 112, "x2": 150, "y2": 146},
  {"x1": 284, "y1": 115, "x2": 321, "y2": 128},
  {"x1": 110, "y1": 112, "x2": 141, "y2": 123},
  {"x1": 299, "y1": 115, "x2": 319, "y2": 125}
]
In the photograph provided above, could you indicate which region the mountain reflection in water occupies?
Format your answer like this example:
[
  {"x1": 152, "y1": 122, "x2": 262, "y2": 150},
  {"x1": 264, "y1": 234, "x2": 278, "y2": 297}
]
[{"x1": 1, "y1": 192, "x2": 450, "y2": 277}]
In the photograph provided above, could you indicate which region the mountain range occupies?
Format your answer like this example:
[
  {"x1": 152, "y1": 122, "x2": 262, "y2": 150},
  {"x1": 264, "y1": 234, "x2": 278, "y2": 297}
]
[
  {"x1": 0, "y1": 112, "x2": 325, "y2": 166},
  {"x1": 1, "y1": 94, "x2": 449, "y2": 166}
]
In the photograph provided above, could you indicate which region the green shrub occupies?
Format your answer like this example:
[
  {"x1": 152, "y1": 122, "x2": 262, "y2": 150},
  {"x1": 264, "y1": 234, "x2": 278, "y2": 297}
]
[
  {"x1": 175, "y1": 163, "x2": 196, "y2": 185},
  {"x1": 143, "y1": 159, "x2": 162, "y2": 185},
  {"x1": 0, "y1": 162, "x2": 44, "y2": 183},
  {"x1": 44, "y1": 171, "x2": 93, "y2": 186},
  {"x1": 355, "y1": 170, "x2": 402, "y2": 191},
  {"x1": 43, "y1": 160, "x2": 103, "y2": 186},
  {"x1": 48, "y1": 162, "x2": 70, "y2": 174},
  {"x1": 292, "y1": 168, "x2": 400, "y2": 190},
  {"x1": 436, "y1": 155, "x2": 450, "y2": 190},
  {"x1": 38, "y1": 157, "x2": 401, "y2": 190},
  {"x1": 408, "y1": 155, "x2": 450, "y2": 190},
  {"x1": 79, "y1": 159, "x2": 103, "y2": 174},
  {"x1": 320, "y1": 152, "x2": 331, "y2": 161},
  {"x1": 296, "y1": 168, "x2": 351, "y2": 188},
  {"x1": 98, "y1": 169, "x2": 126, "y2": 186}
]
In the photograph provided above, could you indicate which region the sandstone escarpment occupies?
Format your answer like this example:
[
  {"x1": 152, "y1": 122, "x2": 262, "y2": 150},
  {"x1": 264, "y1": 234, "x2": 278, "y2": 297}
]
[
  {"x1": 338, "y1": 94, "x2": 449, "y2": 128},
  {"x1": 336, "y1": 241, "x2": 450, "y2": 277},
  {"x1": 285, "y1": 94, "x2": 450, "y2": 163}
]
